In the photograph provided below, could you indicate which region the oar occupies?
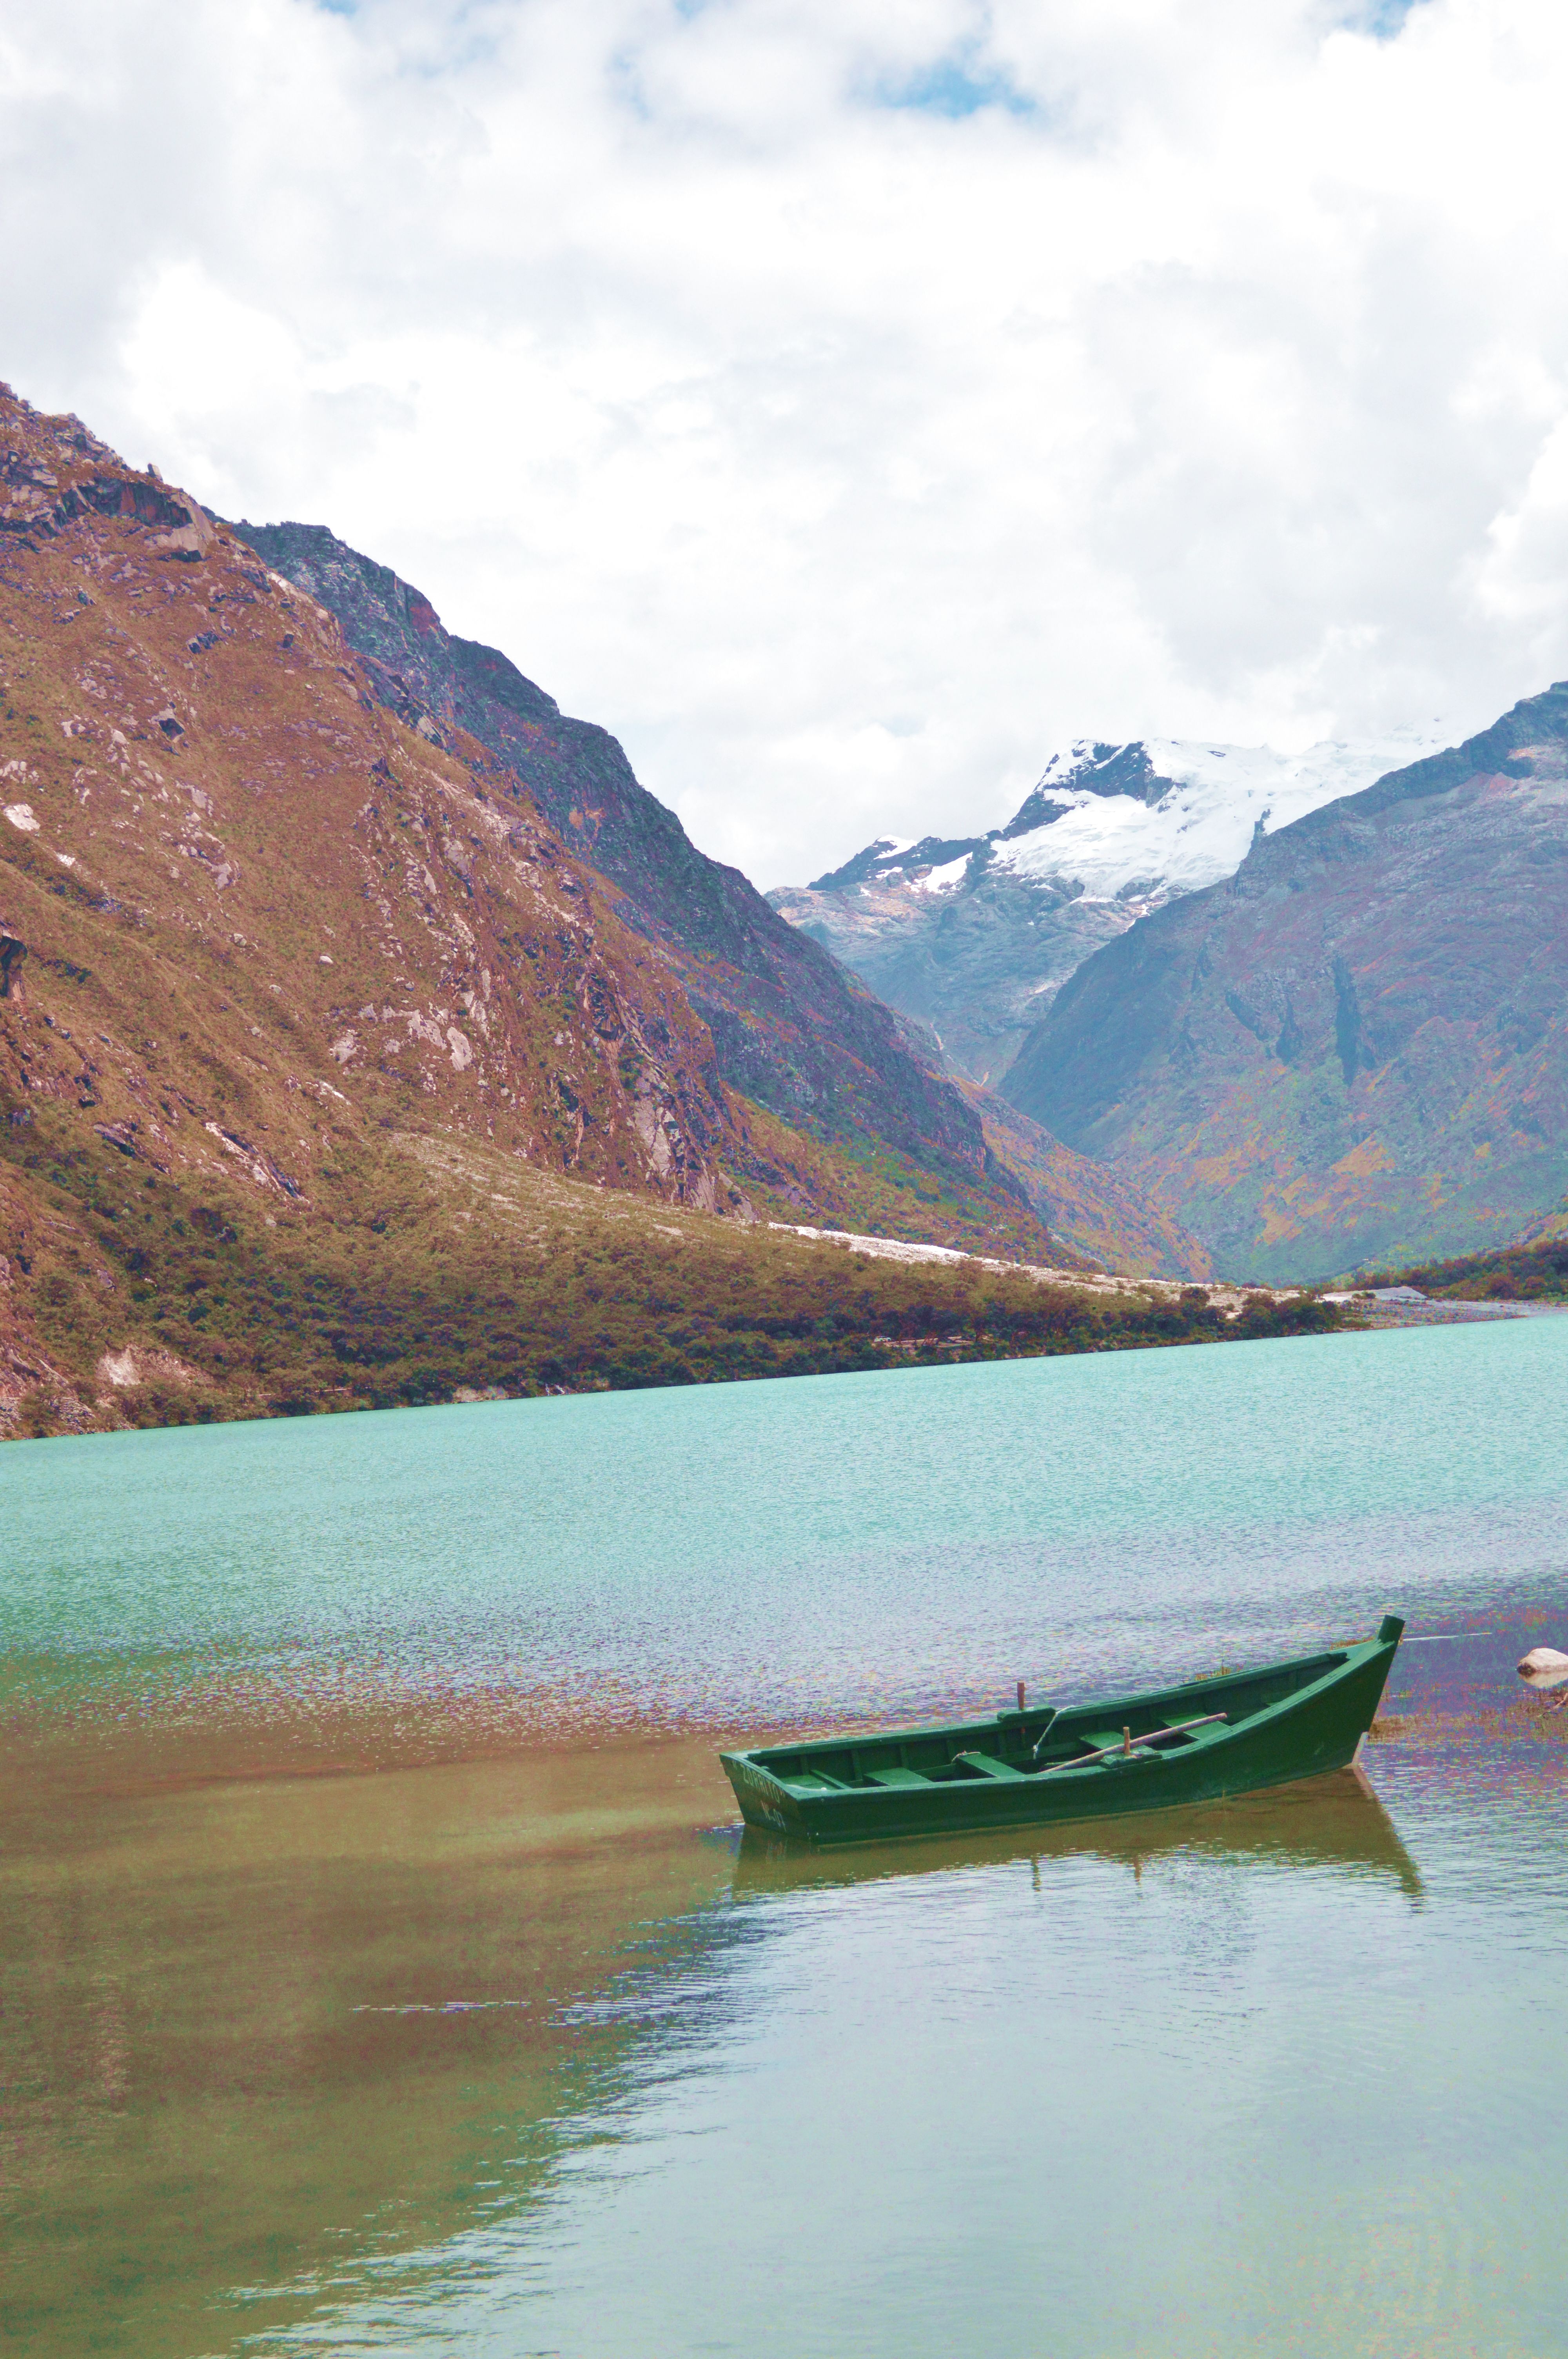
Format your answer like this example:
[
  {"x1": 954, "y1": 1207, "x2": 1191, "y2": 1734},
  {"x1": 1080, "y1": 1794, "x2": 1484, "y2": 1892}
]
[{"x1": 1038, "y1": 1712, "x2": 1228, "y2": 1774}]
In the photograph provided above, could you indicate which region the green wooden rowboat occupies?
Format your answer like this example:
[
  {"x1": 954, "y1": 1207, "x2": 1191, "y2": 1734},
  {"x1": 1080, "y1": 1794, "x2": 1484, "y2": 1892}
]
[{"x1": 720, "y1": 1614, "x2": 1405, "y2": 1845}]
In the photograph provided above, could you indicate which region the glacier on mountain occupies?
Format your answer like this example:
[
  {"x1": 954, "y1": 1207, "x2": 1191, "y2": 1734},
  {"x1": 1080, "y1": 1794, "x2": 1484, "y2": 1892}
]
[{"x1": 988, "y1": 730, "x2": 1448, "y2": 902}]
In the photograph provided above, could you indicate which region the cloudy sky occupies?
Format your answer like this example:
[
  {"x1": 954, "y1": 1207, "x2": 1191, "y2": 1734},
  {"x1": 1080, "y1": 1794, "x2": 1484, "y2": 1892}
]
[{"x1": 6, "y1": 0, "x2": 1568, "y2": 883}]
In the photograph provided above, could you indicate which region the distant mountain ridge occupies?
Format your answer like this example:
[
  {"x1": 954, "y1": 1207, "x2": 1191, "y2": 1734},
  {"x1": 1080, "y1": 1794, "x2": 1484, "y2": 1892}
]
[
  {"x1": 771, "y1": 730, "x2": 1442, "y2": 1086},
  {"x1": 1000, "y1": 686, "x2": 1568, "y2": 1281}
]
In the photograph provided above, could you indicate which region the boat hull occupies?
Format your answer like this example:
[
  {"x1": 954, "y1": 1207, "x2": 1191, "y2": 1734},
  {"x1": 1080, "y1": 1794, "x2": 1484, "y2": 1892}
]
[{"x1": 720, "y1": 1620, "x2": 1403, "y2": 1845}]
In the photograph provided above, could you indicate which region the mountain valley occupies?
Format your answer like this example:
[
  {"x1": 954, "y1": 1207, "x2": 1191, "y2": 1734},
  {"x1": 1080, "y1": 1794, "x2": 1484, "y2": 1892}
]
[{"x1": 5, "y1": 366, "x2": 1557, "y2": 1434}]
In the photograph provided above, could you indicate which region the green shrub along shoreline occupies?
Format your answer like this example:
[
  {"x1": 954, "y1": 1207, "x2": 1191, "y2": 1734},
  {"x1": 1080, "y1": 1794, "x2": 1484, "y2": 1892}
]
[
  {"x1": 1356, "y1": 1234, "x2": 1568, "y2": 1302},
  {"x1": 3, "y1": 1115, "x2": 1345, "y2": 1438}
]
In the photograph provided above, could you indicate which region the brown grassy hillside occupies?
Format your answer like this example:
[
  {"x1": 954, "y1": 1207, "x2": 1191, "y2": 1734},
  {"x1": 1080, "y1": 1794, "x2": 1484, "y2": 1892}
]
[{"x1": 0, "y1": 1112, "x2": 1339, "y2": 1440}]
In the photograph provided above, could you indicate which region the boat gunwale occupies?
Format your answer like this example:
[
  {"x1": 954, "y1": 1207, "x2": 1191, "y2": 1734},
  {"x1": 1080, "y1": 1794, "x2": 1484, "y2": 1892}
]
[{"x1": 722, "y1": 1634, "x2": 1387, "y2": 1798}]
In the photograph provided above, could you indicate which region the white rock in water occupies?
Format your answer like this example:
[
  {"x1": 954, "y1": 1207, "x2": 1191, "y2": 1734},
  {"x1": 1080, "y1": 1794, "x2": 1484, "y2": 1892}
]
[{"x1": 1518, "y1": 1647, "x2": 1568, "y2": 1674}]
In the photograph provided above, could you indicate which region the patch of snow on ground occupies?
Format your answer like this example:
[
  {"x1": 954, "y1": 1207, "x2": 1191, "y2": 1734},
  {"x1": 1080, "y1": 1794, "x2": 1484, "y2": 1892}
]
[
  {"x1": 993, "y1": 729, "x2": 1448, "y2": 902},
  {"x1": 768, "y1": 1224, "x2": 1294, "y2": 1305},
  {"x1": 914, "y1": 852, "x2": 971, "y2": 894}
]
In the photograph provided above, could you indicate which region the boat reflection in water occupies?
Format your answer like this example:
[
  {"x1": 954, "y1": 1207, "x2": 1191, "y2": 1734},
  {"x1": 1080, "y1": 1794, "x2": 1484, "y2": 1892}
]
[{"x1": 732, "y1": 1764, "x2": 1423, "y2": 1903}]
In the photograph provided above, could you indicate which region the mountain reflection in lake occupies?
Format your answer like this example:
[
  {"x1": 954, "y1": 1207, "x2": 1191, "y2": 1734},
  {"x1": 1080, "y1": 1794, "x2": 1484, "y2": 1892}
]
[{"x1": 5, "y1": 1323, "x2": 1568, "y2": 2357}]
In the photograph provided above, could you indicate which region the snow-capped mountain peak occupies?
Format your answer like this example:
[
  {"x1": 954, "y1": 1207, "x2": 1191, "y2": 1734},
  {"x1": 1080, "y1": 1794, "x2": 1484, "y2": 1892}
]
[
  {"x1": 990, "y1": 730, "x2": 1448, "y2": 902},
  {"x1": 771, "y1": 719, "x2": 1457, "y2": 1089}
]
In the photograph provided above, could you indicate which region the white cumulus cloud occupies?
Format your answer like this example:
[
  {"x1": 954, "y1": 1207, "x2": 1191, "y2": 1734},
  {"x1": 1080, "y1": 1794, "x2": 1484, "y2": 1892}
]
[{"x1": 4, "y1": 0, "x2": 1568, "y2": 885}]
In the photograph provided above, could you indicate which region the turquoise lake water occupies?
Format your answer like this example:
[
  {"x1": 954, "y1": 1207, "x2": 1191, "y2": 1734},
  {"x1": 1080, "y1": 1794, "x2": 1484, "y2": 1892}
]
[{"x1": 5, "y1": 1318, "x2": 1568, "y2": 2355}]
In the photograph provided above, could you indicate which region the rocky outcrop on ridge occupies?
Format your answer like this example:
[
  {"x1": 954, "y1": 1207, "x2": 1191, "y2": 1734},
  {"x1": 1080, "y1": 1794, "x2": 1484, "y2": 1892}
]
[{"x1": 999, "y1": 687, "x2": 1568, "y2": 1282}]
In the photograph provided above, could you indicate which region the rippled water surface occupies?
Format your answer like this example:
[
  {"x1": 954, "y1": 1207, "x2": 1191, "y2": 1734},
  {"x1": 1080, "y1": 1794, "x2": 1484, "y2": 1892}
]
[{"x1": 5, "y1": 1319, "x2": 1568, "y2": 2356}]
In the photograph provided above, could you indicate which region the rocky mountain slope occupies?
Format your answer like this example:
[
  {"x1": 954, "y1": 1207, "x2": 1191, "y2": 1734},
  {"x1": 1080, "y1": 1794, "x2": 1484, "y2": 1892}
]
[
  {"x1": 771, "y1": 732, "x2": 1438, "y2": 1086},
  {"x1": 0, "y1": 379, "x2": 1221, "y2": 1429},
  {"x1": 1000, "y1": 688, "x2": 1568, "y2": 1282},
  {"x1": 228, "y1": 520, "x2": 1004, "y2": 1187},
  {"x1": 0, "y1": 383, "x2": 1062, "y2": 1192},
  {"x1": 229, "y1": 517, "x2": 1205, "y2": 1278}
]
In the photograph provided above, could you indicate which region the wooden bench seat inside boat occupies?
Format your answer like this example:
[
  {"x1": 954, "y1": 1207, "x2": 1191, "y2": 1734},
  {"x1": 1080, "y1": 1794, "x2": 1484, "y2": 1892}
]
[
  {"x1": 863, "y1": 1766, "x2": 929, "y2": 1790},
  {"x1": 951, "y1": 1751, "x2": 1025, "y2": 1780}
]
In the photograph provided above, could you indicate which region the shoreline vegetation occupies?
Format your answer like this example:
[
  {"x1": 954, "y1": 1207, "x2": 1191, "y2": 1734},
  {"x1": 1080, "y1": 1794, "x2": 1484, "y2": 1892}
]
[
  {"x1": 2, "y1": 1117, "x2": 1343, "y2": 1442},
  {"x1": 1353, "y1": 1235, "x2": 1568, "y2": 1304}
]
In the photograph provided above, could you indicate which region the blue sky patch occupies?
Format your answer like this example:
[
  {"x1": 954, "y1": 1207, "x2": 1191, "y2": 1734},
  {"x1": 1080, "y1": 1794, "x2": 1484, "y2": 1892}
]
[
  {"x1": 1339, "y1": 0, "x2": 1428, "y2": 35},
  {"x1": 870, "y1": 54, "x2": 1036, "y2": 121}
]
